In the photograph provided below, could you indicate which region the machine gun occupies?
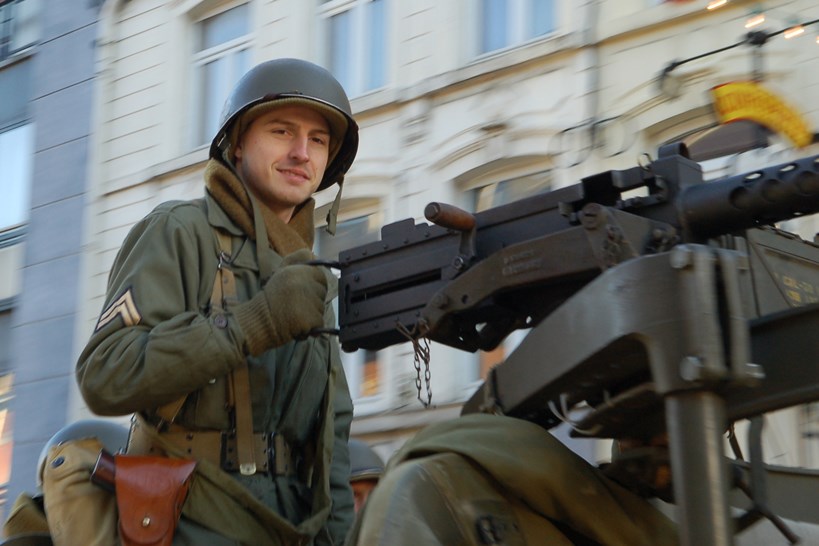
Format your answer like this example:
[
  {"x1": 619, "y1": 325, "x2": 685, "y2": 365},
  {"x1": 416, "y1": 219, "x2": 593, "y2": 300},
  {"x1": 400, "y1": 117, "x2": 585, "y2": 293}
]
[{"x1": 337, "y1": 143, "x2": 819, "y2": 546}]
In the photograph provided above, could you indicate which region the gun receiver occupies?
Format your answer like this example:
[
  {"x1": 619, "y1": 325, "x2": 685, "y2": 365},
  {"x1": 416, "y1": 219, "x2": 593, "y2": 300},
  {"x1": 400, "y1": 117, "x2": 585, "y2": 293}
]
[{"x1": 338, "y1": 143, "x2": 819, "y2": 354}]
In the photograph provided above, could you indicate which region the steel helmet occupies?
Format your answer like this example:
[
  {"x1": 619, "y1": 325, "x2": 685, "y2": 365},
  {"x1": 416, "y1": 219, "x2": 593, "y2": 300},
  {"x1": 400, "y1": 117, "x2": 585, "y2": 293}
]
[
  {"x1": 210, "y1": 58, "x2": 359, "y2": 193},
  {"x1": 35, "y1": 419, "x2": 129, "y2": 489},
  {"x1": 349, "y1": 439, "x2": 385, "y2": 482}
]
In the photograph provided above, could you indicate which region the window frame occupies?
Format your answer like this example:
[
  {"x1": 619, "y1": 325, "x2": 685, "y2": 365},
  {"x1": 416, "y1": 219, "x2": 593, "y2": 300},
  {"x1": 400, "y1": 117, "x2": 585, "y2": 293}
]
[
  {"x1": 0, "y1": 0, "x2": 40, "y2": 62},
  {"x1": 188, "y1": 1, "x2": 254, "y2": 149},
  {"x1": 456, "y1": 159, "x2": 553, "y2": 386},
  {"x1": 475, "y1": 0, "x2": 556, "y2": 56},
  {"x1": 0, "y1": 121, "x2": 34, "y2": 235},
  {"x1": 314, "y1": 198, "x2": 391, "y2": 412},
  {"x1": 317, "y1": 0, "x2": 388, "y2": 98}
]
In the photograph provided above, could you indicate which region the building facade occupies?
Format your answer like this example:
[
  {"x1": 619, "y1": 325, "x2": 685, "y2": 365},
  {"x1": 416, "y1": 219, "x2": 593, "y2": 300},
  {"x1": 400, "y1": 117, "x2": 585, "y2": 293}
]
[
  {"x1": 1, "y1": 0, "x2": 105, "y2": 513},
  {"x1": 3, "y1": 0, "x2": 819, "y2": 511}
]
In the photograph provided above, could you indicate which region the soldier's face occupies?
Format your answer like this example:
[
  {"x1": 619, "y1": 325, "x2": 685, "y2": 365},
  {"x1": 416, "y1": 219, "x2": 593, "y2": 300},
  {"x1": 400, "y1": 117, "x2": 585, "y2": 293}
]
[
  {"x1": 234, "y1": 104, "x2": 330, "y2": 222},
  {"x1": 351, "y1": 478, "x2": 379, "y2": 514}
]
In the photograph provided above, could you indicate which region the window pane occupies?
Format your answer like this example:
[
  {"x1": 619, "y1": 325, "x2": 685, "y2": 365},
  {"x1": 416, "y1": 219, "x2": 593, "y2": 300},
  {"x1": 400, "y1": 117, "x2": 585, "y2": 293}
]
[
  {"x1": 316, "y1": 212, "x2": 383, "y2": 400},
  {"x1": 328, "y1": 10, "x2": 354, "y2": 94},
  {"x1": 315, "y1": 213, "x2": 381, "y2": 261},
  {"x1": 0, "y1": 124, "x2": 34, "y2": 231},
  {"x1": 200, "y1": 58, "x2": 230, "y2": 145},
  {"x1": 10, "y1": 0, "x2": 39, "y2": 52},
  {"x1": 193, "y1": 0, "x2": 251, "y2": 148},
  {"x1": 364, "y1": 0, "x2": 386, "y2": 90},
  {"x1": 528, "y1": 0, "x2": 554, "y2": 39},
  {"x1": 197, "y1": 4, "x2": 249, "y2": 52},
  {"x1": 481, "y1": 0, "x2": 508, "y2": 53},
  {"x1": 360, "y1": 350, "x2": 380, "y2": 397},
  {"x1": 198, "y1": 49, "x2": 250, "y2": 146},
  {"x1": 472, "y1": 170, "x2": 551, "y2": 212},
  {"x1": 321, "y1": 206, "x2": 383, "y2": 403},
  {"x1": 235, "y1": 47, "x2": 251, "y2": 80},
  {"x1": 0, "y1": 311, "x2": 10, "y2": 374}
]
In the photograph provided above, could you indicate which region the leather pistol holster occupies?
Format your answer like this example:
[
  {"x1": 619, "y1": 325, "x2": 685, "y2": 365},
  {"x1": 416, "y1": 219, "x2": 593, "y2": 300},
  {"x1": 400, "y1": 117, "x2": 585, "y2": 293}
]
[{"x1": 113, "y1": 455, "x2": 197, "y2": 546}]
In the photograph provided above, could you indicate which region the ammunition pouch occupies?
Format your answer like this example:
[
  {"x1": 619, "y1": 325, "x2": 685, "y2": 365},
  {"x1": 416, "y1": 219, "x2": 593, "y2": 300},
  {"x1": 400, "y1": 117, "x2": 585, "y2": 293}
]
[{"x1": 41, "y1": 438, "x2": 118, "y2": 546}]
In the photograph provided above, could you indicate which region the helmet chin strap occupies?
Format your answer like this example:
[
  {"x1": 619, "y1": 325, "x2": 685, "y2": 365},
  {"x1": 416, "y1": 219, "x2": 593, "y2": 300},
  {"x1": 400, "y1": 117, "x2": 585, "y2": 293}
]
[{"x1": 324, "y1": 177, "x2": 344, "y2": 236}]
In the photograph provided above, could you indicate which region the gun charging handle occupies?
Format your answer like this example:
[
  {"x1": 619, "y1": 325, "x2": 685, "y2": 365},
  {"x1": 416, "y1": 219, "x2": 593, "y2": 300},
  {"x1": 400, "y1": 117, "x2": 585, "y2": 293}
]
[
  {"x1": 424, "y1": 202, "x2": 476, "y2": 232},
  {"x1": 424, "y1": 202, "x2": 477, "y2": 272}
]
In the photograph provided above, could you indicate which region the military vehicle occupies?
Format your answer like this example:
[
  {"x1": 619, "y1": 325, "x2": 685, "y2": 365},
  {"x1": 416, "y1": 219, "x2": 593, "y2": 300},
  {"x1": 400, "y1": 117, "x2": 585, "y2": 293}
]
[
  {"x1": 6, "y1": 143, "x2": 819, "y2": 545},
  {"x1": 336, "y1": 142, "x2": 819, "y2": 546}
]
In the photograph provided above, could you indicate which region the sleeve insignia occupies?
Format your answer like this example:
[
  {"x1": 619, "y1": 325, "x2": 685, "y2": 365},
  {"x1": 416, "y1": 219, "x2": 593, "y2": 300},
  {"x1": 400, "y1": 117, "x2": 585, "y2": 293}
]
[{"x1": 95, "y1": 287, "x2": 142, "y2": 332}]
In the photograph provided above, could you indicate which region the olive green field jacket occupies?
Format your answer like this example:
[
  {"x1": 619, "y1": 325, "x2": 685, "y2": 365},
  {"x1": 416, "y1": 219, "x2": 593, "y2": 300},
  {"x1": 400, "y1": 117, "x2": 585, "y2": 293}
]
[{"x1": 77, "y1": 193, "x2": 354, "y2": 545}]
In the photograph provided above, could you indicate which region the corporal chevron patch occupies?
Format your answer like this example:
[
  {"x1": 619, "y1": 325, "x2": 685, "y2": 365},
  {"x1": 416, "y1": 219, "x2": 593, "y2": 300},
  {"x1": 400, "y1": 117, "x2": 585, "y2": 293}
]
[{"x1": 95, "y1": 288, "x2": 142, "y2": 332}]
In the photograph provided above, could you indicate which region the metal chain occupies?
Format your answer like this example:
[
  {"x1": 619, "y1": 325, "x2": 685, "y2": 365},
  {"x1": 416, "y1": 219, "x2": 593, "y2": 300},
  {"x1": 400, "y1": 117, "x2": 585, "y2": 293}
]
[
  {"x1": 419, "y1": 336, "x2": 432, "y2": 407},
  {"x1": 396, "y1": 321, "x2": 433, "y2": 408}
]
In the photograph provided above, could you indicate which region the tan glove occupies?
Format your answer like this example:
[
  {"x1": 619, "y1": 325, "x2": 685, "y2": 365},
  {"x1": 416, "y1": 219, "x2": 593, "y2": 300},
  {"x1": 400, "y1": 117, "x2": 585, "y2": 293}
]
[{"x1": 234, "y1": 248, "x2": 329, "y2": 355}]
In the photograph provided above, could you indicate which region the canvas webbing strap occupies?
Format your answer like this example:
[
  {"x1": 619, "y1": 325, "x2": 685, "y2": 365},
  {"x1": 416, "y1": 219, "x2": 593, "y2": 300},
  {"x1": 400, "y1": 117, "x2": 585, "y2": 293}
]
[
  {"x1": 155, "y1": 230, "x2": 256, "y2": 475},
  {"x1": 155, "y1": 394, "x2": 186, "y2": 424},
  {"x1": 212, "y1": 230, "x2": 257, "y2": 476}
]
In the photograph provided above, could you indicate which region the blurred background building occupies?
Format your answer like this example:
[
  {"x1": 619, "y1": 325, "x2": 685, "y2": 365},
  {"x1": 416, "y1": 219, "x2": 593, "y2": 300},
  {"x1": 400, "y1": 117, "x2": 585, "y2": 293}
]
[{"x1": 2, "y1": 0, "x2": 819, "y2": 518}]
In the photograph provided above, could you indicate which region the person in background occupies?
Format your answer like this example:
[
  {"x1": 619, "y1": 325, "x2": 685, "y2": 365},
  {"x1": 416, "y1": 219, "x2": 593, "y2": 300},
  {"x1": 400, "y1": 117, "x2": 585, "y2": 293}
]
[
  {"x1": 347, "y1": 414, "x2": 679, "y2": 546},
  {"x1": 348, "y1": 439, "x2": 385, "y2": 514}
]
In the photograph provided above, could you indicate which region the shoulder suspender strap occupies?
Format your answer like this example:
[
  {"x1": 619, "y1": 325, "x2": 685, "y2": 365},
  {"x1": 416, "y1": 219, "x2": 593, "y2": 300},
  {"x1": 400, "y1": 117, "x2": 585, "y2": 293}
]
[
  {"x1": 212, "y1": 230, "x2": 257, "y2": 475},
  {"x1": 214, "y1": 230, "x2": 238, "y2": 309},
  {"x1": 154, "y1": 231, "x2": 234, "y2": 424},
  {"x1": 157, "y1": 231, "x2": 256, "y2": 479}
]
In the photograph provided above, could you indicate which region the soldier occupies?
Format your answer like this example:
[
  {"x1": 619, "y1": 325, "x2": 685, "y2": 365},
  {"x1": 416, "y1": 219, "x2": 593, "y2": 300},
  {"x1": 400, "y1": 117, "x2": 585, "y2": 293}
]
[
  {"x1": 347, "y1": 439, "x2": 385, "y2": 514},
  {"x1": 347, "y1": 413, "x2": 679, "y2": 546},
  {"x1": 74, "y1": 58, "x2": 358, "y2": 545}
]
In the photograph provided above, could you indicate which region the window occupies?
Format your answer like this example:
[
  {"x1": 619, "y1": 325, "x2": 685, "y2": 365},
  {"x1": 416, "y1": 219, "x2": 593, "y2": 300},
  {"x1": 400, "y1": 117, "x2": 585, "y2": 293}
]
[
  {"x1": 192, "y1": 3, "x2": 252, "y2": 147},
  {"x1": 803, "y1": 403, "x2": 819, "y2": 468},
  {"x1": 315, "y1": 212, "x2": 381, "y2": 262},
  {"x1": 343, "y1": 348, "x2": 381, "y2": 399},
  {"x1": 319, "y1": 0, "x2": 386, "y2": 97},
  {"x1": 0, "y1": 307, "x2": 11, "y2": 374},
  {"x1": 476, "y1": 329, "x2": 527, "y2": 381},
  {"x1": 0, "y1": 123, "x2": 34, "y2": 234},
  {"x1": 315, "y1": 209, "x2": 385, "y2": 402},
  {"x1": 479, "y1": 0, "x2": 555, "y2": 54},
  {"x1": 471, "y1": 169, "x2": 552, "y2": 212},
  {"x1": 467, "y1": 168, "x2": 551, "y2": 381},
  {"x1": 0, "y1": 0, "x2": 40, "y2": 61},
  {"x1": 0, "y1": 365, "x2": 12, "y2": 499}
]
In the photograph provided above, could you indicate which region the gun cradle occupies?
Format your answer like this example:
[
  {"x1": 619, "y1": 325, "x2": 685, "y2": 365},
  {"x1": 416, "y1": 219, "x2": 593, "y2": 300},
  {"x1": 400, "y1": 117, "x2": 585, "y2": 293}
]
[{"x1": 463, "y1": 231, "x2": 819, "y2": 440}]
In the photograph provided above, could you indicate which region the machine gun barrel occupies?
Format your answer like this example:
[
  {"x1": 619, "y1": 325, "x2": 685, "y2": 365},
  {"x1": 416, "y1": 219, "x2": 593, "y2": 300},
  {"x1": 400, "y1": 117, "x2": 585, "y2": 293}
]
[{"x1": 680, "y1": 155, "x2": 819, "y2": 240}]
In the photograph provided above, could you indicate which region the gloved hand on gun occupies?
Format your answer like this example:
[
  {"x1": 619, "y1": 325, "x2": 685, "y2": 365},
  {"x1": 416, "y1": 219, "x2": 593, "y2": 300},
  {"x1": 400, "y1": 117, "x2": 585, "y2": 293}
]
[{"x1": 234, "y1": 248, "x2": 336, "y2": 356}]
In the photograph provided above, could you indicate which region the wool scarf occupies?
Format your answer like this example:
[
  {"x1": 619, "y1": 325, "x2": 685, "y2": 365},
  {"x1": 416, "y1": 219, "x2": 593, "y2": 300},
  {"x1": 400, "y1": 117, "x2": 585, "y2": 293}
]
[{"x1": 203, "y1": 159, "x2": 315, "y2": 256}]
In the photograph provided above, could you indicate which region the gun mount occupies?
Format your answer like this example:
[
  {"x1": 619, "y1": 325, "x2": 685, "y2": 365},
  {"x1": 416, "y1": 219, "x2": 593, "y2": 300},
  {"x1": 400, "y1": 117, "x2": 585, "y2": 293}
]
[{"x1": 337, "y1": 143, "x2": 819, "y2": 546}]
